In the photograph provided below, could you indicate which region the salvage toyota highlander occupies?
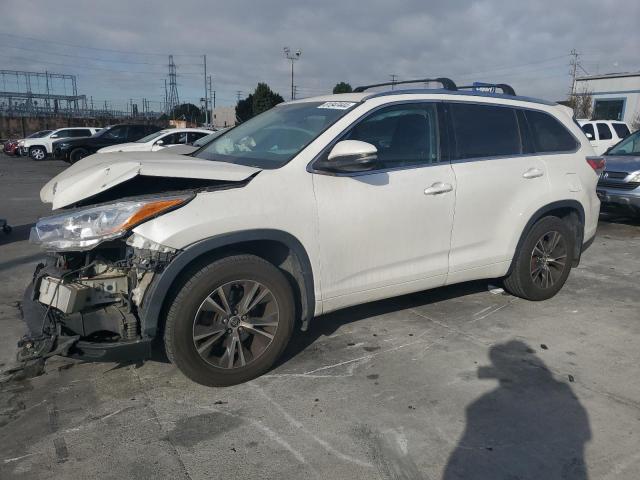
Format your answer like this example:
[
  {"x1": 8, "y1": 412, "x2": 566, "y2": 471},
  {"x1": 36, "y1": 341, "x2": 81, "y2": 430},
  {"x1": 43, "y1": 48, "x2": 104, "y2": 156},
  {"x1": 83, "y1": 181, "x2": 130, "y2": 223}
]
[{"x1": 21, "y1": 78, "x2": 601, "y2": 386}]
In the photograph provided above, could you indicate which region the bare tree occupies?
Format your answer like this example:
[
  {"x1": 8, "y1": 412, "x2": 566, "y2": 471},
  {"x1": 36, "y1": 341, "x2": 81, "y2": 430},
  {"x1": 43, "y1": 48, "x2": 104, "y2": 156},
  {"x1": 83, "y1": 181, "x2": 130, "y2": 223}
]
[{"x1": 567, "y1": 86, "x2": 593, "y2": 119}]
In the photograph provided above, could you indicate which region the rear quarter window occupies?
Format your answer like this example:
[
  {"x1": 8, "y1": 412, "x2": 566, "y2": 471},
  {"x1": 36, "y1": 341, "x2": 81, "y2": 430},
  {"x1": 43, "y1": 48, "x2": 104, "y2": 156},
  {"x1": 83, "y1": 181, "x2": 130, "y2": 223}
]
[
  {"x1": 612, "y1": 123, "x2": 630, "y2": 139},
  {"x1": 525, "y1": 110, "x2": 578, "y2": 153}
]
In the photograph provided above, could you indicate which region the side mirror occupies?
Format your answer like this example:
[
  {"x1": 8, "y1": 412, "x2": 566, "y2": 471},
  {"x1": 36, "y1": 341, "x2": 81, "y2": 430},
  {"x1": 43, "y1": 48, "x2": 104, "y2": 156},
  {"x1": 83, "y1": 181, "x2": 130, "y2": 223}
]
[
  {"x1": 585, "y1": 132, "x2": 594, "y2": 140},
  {"x1": 316, "y1": 140, "x2": 378, "y2": 173},
  {"x1": 155, "y1": 139, "x2": 165, "y2": 146}
]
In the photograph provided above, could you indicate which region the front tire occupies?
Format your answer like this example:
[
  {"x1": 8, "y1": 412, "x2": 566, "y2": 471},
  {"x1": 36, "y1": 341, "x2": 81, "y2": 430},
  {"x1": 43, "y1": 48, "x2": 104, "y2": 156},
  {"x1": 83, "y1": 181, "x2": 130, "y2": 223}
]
[
  {"x1": 69, "y1": 147, "x2": 89, "y2": 163},
  {"x1": 29, "y1": 146, "x2": 47, "y2": 160},
  {"x1": 503, "y1": 216, "x2": 575, "y2": 301},
  {"x1": 164, "y1": 254, "x2": 295, "y2": 386}
]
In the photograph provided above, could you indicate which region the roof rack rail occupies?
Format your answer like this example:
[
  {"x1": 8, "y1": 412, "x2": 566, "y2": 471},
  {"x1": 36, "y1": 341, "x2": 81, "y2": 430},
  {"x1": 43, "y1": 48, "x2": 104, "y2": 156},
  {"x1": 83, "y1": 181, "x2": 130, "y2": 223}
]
[
  {"x1": 353, "y1": 77, "x2": 457, "y2": 93},
  {"x1": 458, "y1": 82, "x2": 516, "y2": 96}
]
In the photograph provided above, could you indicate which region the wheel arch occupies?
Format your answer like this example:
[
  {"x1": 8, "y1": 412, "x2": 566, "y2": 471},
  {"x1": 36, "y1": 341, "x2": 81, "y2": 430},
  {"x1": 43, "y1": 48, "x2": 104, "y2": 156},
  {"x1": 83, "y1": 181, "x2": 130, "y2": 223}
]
[
  {"x1": 507, "y1": 200, "x2": 586, "y2": 275},
  {"x1": 139, "y1": 229, "x2": 316, "y2": 339}
]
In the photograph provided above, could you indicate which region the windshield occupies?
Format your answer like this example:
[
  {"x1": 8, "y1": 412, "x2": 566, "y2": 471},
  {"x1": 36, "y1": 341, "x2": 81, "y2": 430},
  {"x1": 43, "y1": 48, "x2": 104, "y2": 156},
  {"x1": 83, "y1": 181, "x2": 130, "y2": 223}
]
[
  {"x1": 136, "y1": 130, "x2": 168, "y2": 143},
  {"x1": 28, "y1": 130, "x2": 53, "y2": 138},
  {"x1": 193, "y1": 129, "x2": 227, "y2": 147},
  {"x1": 193, "y1": 101, "x2": 357, "y2": 168},
  {"x1": 607, "y1": 130, "x2": 640, "y2": 156}
]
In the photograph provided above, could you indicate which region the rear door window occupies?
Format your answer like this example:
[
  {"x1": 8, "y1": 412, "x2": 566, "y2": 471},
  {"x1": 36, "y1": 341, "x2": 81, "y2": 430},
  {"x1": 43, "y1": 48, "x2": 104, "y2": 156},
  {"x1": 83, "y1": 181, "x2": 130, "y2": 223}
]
[
  {"x1": 612, "y1": 123, "x2": 630, "y2": 139},
  {"x1": 127, "y1": 126, "x2": 148, "y2": 141},
  {"x1": 188, "y1": 132, "x2": 209, "y2": 143},
  {"x1": 449, "y1": 103, "x2": 522, "y2": 159},
  {"x1": 525, "y1": 110, "x2": 578, "y2": 152},
  {"x1": 596, "y1": 123, "x2": 612, "y2": 140},
  {"x1": 68, "y1": 129, "x2": 91, "y2": 137}
]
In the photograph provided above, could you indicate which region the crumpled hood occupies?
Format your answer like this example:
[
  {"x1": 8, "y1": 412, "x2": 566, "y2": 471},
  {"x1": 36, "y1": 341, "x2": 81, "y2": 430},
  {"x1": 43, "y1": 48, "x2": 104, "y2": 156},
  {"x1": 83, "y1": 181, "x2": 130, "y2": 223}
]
[
  {"x1": 603, "y1": 155, "x2": 640, "y2": 174},
  {"x1": 41, "y1": 151, "x2": 261, "y2": 209}
]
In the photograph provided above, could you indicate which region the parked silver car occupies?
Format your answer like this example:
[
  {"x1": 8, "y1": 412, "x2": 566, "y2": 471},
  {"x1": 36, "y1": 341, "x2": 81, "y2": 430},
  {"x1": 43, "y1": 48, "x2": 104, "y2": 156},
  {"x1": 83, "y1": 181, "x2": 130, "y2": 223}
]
[{"x1": 596, "y1": 130, "x2": 640, "y2": 216}]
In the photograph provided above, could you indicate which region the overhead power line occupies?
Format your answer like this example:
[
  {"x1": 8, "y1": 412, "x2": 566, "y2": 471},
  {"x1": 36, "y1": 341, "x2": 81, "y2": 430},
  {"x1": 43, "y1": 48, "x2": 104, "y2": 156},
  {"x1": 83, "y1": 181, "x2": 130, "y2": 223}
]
[
  {"x1": 1, "y1": 44, "x2": 203, "y2": 66},
  {"x1": 0, "y1": 53, "x2": 203, "y2": 76},
  {"x1": 0, "y1": 32, "x2": 203, "y2": 57}
]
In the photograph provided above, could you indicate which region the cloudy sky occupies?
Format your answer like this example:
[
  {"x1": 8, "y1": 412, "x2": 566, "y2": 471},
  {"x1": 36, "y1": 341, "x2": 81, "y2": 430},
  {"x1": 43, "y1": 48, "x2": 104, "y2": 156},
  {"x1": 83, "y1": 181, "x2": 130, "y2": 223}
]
[{"x1": 1, "y1": 0, "x2": 638, "y2": 112}]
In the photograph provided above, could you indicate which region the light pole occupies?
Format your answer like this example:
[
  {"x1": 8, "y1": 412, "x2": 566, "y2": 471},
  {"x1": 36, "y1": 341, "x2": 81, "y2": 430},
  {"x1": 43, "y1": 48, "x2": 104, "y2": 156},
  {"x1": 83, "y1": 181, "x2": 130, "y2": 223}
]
[{"x1": 283, "y1": 47, "x2": 302, "y2": 100}]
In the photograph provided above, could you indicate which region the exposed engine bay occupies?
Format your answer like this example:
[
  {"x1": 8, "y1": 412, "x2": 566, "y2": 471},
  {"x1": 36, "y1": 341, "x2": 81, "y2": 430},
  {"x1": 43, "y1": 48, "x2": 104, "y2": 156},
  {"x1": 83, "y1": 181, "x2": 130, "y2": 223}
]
[{"x1": 19, "y1": 233, "x2": 178, "y2": 363}]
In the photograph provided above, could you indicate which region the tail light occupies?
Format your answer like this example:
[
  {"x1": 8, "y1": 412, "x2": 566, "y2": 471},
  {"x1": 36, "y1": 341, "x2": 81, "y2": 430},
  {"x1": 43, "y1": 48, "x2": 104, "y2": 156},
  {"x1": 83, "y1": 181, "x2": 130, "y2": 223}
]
[{"x1": 586, "y1": 156, "x2": 606, "y2": 174}]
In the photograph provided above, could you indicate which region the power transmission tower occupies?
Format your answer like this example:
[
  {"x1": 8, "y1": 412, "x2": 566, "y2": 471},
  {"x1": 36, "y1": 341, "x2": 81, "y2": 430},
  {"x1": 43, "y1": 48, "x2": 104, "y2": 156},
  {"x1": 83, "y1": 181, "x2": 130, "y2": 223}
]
[
  {"x1": 166, "y1": 55, "x2": 179, "y2": 116},
  {"x1": 236, "y1": 90, "x2": 243, "y2": 102},
  {"x1": 390, "y1": 74, "x2": 398, "y2": 90}
]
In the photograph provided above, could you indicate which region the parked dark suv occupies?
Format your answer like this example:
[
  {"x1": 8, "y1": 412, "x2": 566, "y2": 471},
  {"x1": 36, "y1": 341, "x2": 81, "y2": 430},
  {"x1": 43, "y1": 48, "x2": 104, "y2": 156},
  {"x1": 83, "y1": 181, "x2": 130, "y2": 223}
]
[{"x1": 53, "y1": 124, "x2": 161, "y2": 163}]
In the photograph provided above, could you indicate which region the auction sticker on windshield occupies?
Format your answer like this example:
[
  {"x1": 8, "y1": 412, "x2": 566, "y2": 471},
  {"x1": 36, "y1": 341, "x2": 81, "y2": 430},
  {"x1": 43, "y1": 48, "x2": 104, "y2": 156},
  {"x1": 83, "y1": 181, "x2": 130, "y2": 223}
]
[{"x1": 317, "y1": 101, "x2": 356, "y2": 110}]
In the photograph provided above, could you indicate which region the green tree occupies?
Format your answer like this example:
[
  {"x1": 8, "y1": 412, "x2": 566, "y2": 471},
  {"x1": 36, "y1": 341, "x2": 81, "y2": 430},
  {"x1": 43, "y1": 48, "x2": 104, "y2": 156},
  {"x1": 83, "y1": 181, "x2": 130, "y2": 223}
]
[
  {"x1": 235, "y1": 83, "x2": 284, "y2": 123},
  {"x1": 333, "y1": 82, "x2": 353, "y2": 94},
  {"x1": 171, "y1": 103, "x2": 204, "y2": 123},
  {"x1": 236, "y1": 94, "x2": 254, "y2": 123}
]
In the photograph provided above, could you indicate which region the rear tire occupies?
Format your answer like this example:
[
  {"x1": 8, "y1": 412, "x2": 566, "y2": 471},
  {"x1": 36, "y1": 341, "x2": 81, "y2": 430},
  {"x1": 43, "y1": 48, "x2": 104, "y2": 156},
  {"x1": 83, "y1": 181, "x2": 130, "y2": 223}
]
[
  {"x1": 29, "y1": 146, "x2": 47, "y2": 161},
  {"x1": 503, "y1": 216, "x2": 575, "y2": 301},
  {"x1": 164, "y1": 254, "x2": 295, "y2": 386},
  {"x1": 69, "y1": 148, "x2": 89, "y2": 163}
]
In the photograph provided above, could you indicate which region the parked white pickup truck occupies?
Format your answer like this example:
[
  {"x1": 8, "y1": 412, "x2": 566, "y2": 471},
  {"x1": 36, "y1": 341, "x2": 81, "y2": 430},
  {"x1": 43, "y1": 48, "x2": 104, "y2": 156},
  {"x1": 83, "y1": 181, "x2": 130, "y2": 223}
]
[
  {"x1": 578, "y1": 120, "x2": 630, "y2": 155},
  {"x1": 21, "y1": 127, "x2": 101, "y2": 160}
]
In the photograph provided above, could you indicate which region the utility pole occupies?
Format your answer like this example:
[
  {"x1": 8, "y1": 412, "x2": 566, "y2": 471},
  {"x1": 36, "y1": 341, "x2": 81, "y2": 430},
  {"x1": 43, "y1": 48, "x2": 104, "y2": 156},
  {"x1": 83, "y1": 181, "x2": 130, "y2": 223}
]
[
  {"x1": 390, "y1": 74, "x2": 398, "y2": 90},
  {"x1": 283, "y1": 47, "x2": 302, "y2": 101},
  {"x1": 164, "y1": 79, "x2": 168, "y2": 113},
  {"x1": 569, "y1": 49, "x2": 580, "y2": 97},
  {"x1": 208, "y1": 75, "x2": 214, "y2": 125},
  {"x1": 236, "y1": 90, "x2": 243, "y2": 102},
  {"x1": 203, "y1": 54, "x2": 208, "y2": 125}
]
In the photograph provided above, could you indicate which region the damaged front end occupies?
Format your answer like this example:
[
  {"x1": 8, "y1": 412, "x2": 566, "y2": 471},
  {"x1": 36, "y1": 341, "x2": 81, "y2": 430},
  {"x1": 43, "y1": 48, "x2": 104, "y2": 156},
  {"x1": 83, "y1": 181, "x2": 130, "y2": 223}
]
[
  {"x1": 19, "y1": 153, "x2": 261, "y2": 365},
  {"x1": 20, "y1": 231, "x2": 178, "y2": 363}
]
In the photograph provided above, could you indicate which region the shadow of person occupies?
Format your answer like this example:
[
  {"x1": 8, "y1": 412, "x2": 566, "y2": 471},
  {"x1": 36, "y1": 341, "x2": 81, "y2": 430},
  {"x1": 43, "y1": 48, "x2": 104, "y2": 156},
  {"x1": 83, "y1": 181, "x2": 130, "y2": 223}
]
[{"x1": 443, "y1": 340, "x2": 591, "y2": 480}]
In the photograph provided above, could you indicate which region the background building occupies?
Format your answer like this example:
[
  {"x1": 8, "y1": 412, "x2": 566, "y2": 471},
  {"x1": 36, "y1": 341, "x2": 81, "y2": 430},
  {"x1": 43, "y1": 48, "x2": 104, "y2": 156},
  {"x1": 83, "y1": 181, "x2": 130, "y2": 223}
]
[
  {"x1": 575, "y1": 72, "x2": 640, "y2": 127},
  {"x1": 212, "y1": 106, "x2": 236, "y2": 129}
]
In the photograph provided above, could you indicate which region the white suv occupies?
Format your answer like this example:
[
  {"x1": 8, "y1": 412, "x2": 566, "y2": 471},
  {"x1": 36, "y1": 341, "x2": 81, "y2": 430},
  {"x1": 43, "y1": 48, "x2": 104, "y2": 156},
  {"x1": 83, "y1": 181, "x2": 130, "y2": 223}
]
[
  {"x1": 22, "y1": 127, "x2": 101, "y2": 160},
  {"x1": 96, "y1": 128, "x2": 211, "y2": 153},
  {"x1": 23, "y1": 78, "x2": 601, "y2": 386}
]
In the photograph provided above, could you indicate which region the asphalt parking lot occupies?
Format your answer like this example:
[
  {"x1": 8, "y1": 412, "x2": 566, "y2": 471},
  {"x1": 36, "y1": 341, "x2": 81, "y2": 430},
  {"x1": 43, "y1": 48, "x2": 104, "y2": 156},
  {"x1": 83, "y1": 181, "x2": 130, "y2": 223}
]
[{"x1": 0, "y1": 153, "x2": 639, "y2": 480}]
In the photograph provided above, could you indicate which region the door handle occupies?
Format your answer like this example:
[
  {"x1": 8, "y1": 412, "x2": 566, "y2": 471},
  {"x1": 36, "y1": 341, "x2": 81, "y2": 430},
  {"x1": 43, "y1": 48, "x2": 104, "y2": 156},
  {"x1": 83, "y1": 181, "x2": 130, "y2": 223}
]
[
  {"x1": 523, "y1": 168, "x2": 544, "y2": 179},
  {"x1": 424, "y1": 182, "x2": 453, "y2": 195}
]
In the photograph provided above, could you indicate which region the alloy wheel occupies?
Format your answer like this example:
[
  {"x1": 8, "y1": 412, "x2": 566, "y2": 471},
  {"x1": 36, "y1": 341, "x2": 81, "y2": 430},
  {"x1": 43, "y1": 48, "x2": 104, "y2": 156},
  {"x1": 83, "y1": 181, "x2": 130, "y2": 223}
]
[
  {"x1": 192, "y1": 279, "x2": 279, "y2": 369},
  {"x1": 530, "y1": 230, "x2": 567, "y2": 289},
  {"x1": 31, "y1": 148, "x2": 45, "y2": 160}
]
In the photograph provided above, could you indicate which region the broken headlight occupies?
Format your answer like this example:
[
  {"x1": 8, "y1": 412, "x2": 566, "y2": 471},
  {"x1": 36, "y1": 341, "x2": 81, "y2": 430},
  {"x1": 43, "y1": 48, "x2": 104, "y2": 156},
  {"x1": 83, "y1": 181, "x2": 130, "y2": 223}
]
[{"x1": 30, "y1": 194, "x2": 192, "y2": 251}]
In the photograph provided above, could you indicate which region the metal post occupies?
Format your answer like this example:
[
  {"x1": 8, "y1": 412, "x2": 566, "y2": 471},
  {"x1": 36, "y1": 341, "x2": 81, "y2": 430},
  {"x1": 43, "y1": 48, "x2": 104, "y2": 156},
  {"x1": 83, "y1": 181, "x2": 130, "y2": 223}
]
[{"x1": 203, "y1": 55, "x2": 208, "y2": 125}]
